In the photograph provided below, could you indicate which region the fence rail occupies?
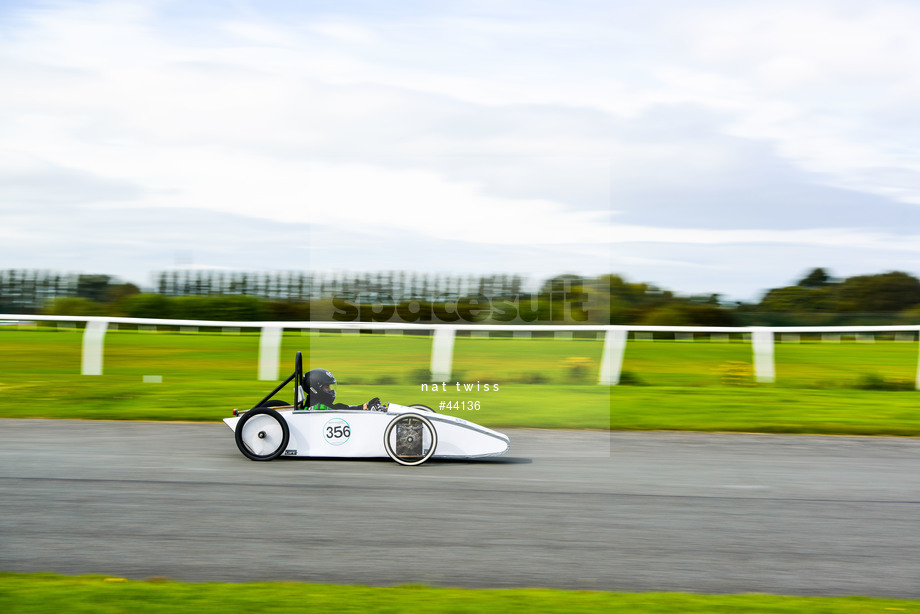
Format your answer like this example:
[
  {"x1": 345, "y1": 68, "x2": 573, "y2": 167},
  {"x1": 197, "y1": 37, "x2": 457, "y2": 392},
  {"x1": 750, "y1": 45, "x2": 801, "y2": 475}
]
[{"x1": 2, "y1": 315, "x2": 920, "y2": 387}]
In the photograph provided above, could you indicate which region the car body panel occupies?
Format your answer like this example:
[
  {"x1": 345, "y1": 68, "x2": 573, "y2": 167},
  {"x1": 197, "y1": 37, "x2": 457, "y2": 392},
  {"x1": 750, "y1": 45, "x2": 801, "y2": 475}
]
[{"x1": 225, "y1": 403, "x2": 509, "y2": 459}]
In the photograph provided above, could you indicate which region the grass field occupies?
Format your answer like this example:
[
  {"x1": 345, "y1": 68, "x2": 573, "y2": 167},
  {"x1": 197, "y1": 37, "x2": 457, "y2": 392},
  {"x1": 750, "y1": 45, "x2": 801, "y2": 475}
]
[
  {"x1": 2, "y1": 573, "x2": 918, "y2": 614},
  {"x1": 1, "y1": 327, "x2": 919, "y2": 435}
]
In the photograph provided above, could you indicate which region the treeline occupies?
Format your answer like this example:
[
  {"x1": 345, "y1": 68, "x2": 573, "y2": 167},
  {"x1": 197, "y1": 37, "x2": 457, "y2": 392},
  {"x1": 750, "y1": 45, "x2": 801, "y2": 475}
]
[
  {"x1": 735, "y1": 268, "x2": 920, "y2": 326},
  {"x1": 605, "y1": 268, "x2": 920, "y2": 326},
  {"x1": 3, "y1": 268, "x2": 920, "y2": 326}
]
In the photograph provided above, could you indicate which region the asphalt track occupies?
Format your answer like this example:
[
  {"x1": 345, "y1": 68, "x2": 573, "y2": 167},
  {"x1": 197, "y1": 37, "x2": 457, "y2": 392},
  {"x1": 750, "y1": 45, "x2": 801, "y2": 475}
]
[{"x1": 1, "y1": 419, "x2": 918, "y2": 597}]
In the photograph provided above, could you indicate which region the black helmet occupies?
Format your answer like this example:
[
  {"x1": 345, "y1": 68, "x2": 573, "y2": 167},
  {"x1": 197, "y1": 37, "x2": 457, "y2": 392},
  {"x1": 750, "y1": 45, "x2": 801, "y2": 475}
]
[{"x1": 306, "y1": 368, "x2": 336, "y2": 406}]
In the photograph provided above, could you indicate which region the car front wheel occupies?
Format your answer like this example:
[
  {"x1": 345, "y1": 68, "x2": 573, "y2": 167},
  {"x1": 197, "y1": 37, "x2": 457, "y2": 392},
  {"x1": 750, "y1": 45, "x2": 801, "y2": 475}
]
[{"x1": 383, "y1": 413, "x2": 437, "y2": 466}]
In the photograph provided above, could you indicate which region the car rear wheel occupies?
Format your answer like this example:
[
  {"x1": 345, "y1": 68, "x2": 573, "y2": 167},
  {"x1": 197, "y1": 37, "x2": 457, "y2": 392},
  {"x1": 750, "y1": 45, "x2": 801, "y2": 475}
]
[
  {"x1": 383, "y1": 413, "x2": 437, "y2": 466},
  {"x1": 409, "y1": 404, "x2": 436, "y2": 413},
  {"x1": 235, "y1": 407, "x2": 290, "y2": 461}
]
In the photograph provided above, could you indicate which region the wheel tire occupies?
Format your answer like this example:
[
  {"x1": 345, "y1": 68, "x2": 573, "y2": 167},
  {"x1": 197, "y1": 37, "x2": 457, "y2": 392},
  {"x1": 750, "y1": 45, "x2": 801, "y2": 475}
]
[
  {"x1": 409, "y1": 404, "x2": 436, "y2": 413},
  {"x1": 383, "y1": 413, "x2": 437, "y2": 466},
  {"x1": 235, "y1": 408, "x2": 290, "y2": 461}
]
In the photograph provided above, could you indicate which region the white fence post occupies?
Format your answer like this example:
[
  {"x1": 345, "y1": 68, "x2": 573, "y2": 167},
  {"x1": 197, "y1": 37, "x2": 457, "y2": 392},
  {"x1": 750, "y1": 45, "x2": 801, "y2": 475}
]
[
  {"x1": 916, "y1": 337, "x2": 920, "y2": 391},
  {"x1": 258, "y1": 326, "x2": 283, "y2": 381},
  {"x1": 599, "y1": 327, "x2": 627, "y2": 385},
  {"x1": 430, "y1": 327, "x2": 456, "y2": 382},
  {"x1": 81, "y1": 320, "x2": 108, "y2": 375},
  {"x1": 751, "y1": 327, "x2": 775, "y2": 383}
]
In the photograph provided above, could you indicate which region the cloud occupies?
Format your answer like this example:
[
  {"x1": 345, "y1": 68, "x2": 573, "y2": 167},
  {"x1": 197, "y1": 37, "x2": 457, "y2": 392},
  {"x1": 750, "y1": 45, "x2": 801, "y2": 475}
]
[
  {"x1": 2, "y1": 0, "x2": 920, "y2": 301},
  {"x1": 660, "y1": 1, "x2": 920, "y2": 204}
]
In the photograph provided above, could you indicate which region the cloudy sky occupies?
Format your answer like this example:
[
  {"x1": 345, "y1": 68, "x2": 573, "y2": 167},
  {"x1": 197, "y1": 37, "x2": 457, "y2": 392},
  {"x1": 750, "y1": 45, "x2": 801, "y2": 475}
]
[{"x1": 2, "y1": 0, "x2": 920, "y2": 301}]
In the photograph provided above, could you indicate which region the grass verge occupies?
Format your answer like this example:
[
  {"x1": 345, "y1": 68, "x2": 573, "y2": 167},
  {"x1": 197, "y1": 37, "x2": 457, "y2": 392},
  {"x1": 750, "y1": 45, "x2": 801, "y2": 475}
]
[
  {"x1": 3, "y1": 377, "x2": 920, "y2": 435},
  {"x1": 2, "y1": 329, "x2": 920, "y2": 435},
  {"x1": 1, "y1": 573, "x2": 918, "y2": 614}
]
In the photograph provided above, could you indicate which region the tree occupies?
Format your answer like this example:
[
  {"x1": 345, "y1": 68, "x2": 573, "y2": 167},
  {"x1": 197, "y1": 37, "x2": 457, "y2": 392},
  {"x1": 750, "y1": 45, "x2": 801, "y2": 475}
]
[
  {"x1": 797, "y1": 268, "x2": 831, "y2": 288},
  {"x1": 104, "y1": 282, "x2": 140, "y2": 303},
  {"x1": 836, "y1": 271, "x2": 920, "y2": 312},
  {"x1": 42, "y1": 297, "x2": 105, "y2": 316},
  {"x1": 638, "y1": 304, "x2": 736, "y2": 326},
  {"x1": 76, "y1": 274, "x2": 111, "y2": 303},
  {"x1": 758, "y1": 286, "x2": 833, "y2": 312},
  {"x1": 117, "y1": 294, "x2": 172, "y2": 318}
]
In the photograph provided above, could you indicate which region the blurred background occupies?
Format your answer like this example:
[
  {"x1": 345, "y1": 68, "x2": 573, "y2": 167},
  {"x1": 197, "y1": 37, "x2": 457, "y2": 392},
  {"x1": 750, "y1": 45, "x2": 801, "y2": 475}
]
[{"x1": 3, "y1": 0, "x2": 920, "y2": 434}]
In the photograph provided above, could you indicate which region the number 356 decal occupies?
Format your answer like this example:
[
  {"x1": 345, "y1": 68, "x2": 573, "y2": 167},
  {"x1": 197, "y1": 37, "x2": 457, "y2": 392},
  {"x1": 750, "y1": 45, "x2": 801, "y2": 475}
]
[{"x1": 323, "y1": 418, "x2": 351, "y2": 446}]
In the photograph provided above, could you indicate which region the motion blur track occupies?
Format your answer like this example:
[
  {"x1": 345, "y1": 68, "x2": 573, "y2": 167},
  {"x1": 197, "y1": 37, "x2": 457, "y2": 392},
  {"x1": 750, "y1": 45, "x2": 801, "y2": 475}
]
[{"x1": 1, "y1": 420, "x2": 918, "y2": 597}]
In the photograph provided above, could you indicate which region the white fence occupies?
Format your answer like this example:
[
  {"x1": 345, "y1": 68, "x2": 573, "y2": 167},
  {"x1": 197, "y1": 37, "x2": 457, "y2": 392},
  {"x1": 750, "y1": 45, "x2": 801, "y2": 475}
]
[{"x1": 2, "y1": 315, "x2": 920, "y2": 387}]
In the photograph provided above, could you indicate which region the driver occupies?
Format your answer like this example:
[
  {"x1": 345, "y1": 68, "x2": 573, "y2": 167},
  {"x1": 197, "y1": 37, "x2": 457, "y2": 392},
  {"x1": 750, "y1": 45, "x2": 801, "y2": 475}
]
[{"x1": 304, "y1": 368, "x2": 383, "y2": 411}]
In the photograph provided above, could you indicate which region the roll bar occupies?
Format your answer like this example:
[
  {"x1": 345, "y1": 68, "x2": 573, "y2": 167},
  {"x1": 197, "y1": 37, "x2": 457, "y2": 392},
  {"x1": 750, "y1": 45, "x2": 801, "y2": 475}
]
[{"x1": 250, "y1": 351, "x2": 306, "y2": 410}]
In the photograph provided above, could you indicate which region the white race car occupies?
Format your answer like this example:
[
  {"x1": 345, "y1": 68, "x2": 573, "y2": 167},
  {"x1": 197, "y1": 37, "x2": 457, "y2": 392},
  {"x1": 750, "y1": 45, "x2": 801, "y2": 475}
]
[{"x1": 225, "y1": 352, "x2": 510, "y2": 466}]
